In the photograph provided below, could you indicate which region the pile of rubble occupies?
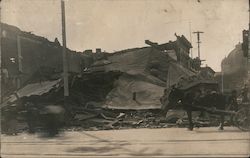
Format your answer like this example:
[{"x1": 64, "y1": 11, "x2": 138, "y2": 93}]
[
  {"x1": 68, "y1": 107, "x2": 167, "y2": 131},
  {"x1": 1, "y1": 72, "x2": 225, "y2": 135},
  {"x1": 2, "y1": 95, "x2": 220, "y2": 135},
  {"x1": 66, "y1": 106, "x2": 223, "y2": 131}
]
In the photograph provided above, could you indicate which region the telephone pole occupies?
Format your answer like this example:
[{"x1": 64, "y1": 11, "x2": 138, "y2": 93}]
[
  {"x1": 193, "y1": 31, "x2": 204, "y2": 59},
  {"x1": 248, "y1": 0, "x2": 250, "y2": 83},
  {"x1": 61, "y1": 0, "x2": 69, "y2": 97},
  {"x1": 0, "y1": 2, "x2": 2, "y2": 157},
  {"x1": 189, "y1": 22, "x2": 193, "y2": 58}
]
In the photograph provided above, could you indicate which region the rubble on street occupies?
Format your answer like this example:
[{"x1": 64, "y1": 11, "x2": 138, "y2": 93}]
[
  {"x1": 2, "y1": 81, "x2": 227, "y2": 135},
  {"x1": 1, "y1": 58, "x2": 229, "y2": 135}
]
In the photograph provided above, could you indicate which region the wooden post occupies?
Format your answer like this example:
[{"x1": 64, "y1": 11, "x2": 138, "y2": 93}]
[
  {"x1": 61, "y1": 0, "x2": 69, "y2": 97},
  {"x1": 193, "y1": 31, "x2": 204, "y2": 59},
  {"x1": 221, "y1": 64, "x2": 224, "y2": 93},
  {"x1": 17, "y1": 35, "x2": 22, "y2": 89},
  {"x1": 0, "y1": 5, "x2": 2, "y2": 104},
  {"x1": 248, "y1": 0, "x2": 250, "y2": 84},
  {"x1": 167, "y1": 64, "x2": 171, "y2": 88},
  {"x1": 0, "y1": 3, "x2": 2, "y2": 157}
]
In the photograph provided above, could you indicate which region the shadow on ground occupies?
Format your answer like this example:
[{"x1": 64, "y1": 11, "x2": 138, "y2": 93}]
[
  {"x1": 66, "y1": 131, "x2": 164, "y2": 156},
  {"x1": 194, "y1": 127, "x2": 244, "y2": 133}
]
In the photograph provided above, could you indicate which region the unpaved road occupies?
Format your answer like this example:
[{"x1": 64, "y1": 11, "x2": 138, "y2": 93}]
[{"x1": 1, "y1": 127, "x2": 250, "y2": 157}]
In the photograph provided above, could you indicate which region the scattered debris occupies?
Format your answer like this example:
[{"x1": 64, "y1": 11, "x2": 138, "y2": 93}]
[
  {"x1": 74, "y1": 113, "x2": 98, "y2": 121},
  {"x1": 1, "y1": 63, "x2": 223, "y2": 134},
  {"x1": 116, "y1": 113, "x2": 125, "y2": 119}
]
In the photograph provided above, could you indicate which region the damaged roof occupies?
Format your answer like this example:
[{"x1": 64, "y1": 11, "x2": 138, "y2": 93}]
[{"x1": 2, "y1": 79, "x2": 61, "y2": 107}]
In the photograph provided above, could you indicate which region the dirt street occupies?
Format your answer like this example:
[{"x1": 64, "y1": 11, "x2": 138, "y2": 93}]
[{"x1": 1, "y1": 127, "x2": 250, "y2": 157}]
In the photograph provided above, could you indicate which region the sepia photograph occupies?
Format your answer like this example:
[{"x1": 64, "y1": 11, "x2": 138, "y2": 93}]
[{"x1": 0, "y1": 0, "x2": 250, "y2": 157}]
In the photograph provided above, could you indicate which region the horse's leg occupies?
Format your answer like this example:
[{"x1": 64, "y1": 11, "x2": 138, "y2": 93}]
[
  {"x1": 218, "y1": 114, "x2": 224, "y2": 130},
  {"x1": 160, "y1": 101, "x2": 173, "y2": 117},
  {"x1": 160, "y1": 107, "x2": 171, "y2": 119},
  {"x1": 186, "y1": 109, "x2": 194, "y2": 130},
  {"x1": 218, "y1": 102, "x2": 225, "y2": 130}
]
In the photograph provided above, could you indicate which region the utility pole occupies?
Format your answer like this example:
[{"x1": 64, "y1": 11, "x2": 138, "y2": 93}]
[
  {"x1": 189, "y1": 22, "x2": 193, "y2": 58},
  {"x1": 221, "y1": 64, "x2": 224, "y2": 93},
  {"x1": 0, "y1": 2, "x2": 2, "y2": 157},
  {"x1": 193, "y1": 31, "x2": 204, "y2": 59},
  {"x1": 61, "y1": 0, "x2": 69, "y2": 97},
  {"x1": 248, "y1": 0, "x2": 250, "y2": 84},
  {"x1": 17, "y1": 36, "x2": 22, "y2": 89}
]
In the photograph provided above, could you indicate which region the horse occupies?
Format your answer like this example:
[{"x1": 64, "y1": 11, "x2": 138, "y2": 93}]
[{"x1": 160, "y1": 86, "x2": 227, "y2": 130}]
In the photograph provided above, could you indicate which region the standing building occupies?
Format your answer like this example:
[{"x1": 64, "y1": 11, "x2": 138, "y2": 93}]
[{"x1": 220, "y1": 43, "x2": 248, "y2": 91}]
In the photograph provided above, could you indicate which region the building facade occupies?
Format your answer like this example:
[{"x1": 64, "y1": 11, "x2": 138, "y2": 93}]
[
  {"x1": 220, "y1": 43, "x2": 248, "y2": 90},
  {"x1": 1, "y1": 23, "x2": 93, "y2": 96}
]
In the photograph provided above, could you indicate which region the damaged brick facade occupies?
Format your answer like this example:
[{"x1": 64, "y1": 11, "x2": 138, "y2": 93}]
[{"x1": 1, "y1": 23, "x2": 93, "y2": 95}]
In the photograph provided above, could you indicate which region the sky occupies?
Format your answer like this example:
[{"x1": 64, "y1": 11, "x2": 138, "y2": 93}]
[{"x1": 1, "y1": 0, "x2": 249, "y2": 71}]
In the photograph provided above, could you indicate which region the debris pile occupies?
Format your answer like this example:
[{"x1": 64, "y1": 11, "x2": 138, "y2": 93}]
[
  {"x1": 68, "y1": 108, "x2": 166, "y2": 131},
  {"x1": 1, "y1": 72, "x2": 226, "y2": 135},
  {"x1": 65, "y1": 107, "x2": 223, "y2": 131},
  {"x1": 1, "y1": 38, "x2": 223, "y2": 135},
  {"x1": 2, "y1": 93, "x2": 219, "y2": 135}
]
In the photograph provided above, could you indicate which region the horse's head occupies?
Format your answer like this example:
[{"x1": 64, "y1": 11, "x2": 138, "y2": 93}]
[
  {"x1": 169, "y1": 87, "x2": 183, "y2": 103},
  {"x1": 160, "y1": 86, "x2": 184, "y2": 111}
]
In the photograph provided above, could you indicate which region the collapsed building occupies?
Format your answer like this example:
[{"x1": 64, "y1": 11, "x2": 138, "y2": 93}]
[
  {"x1": 87, "y1": 37, "x2": 197, "y2": 109},
  {"x1": 84, "y1": 34, "x2": 217, "y2": 109},
  {"x1": 1, "y1": 23, "x2": 219, "y2": 133},
  {"x1": 1, "y1": 23, "x2": 216, "y2": 109}
]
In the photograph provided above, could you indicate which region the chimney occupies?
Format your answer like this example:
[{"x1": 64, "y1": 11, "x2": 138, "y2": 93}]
[
  {"x1": 96, "y1": 48, "x2": 101, "y2": 53},
  {"x1": 84, "y1": 49, "x2": 92, "y2": 54}
]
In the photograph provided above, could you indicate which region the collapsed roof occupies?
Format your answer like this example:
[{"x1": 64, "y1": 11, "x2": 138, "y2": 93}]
[
  {"x1": 1, "y1": 22, "x2": 208, "y2": 110},
  {"x1": 87, "y1": 47, "x2": 197, "y2": 109}
]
